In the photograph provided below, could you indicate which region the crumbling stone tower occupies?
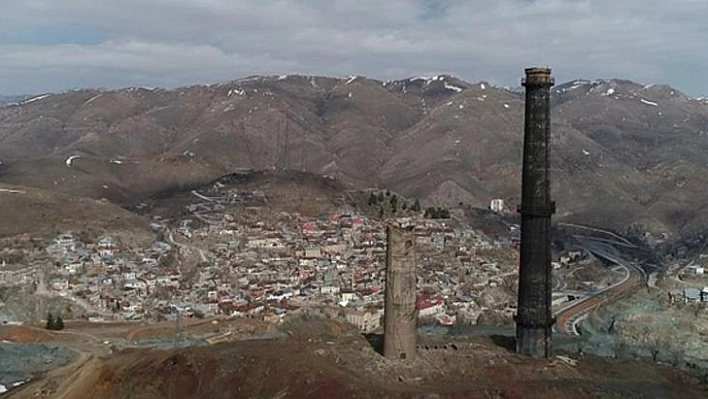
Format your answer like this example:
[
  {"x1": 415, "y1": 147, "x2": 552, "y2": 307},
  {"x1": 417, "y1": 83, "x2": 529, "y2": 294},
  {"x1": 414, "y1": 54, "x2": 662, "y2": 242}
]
[{"x1": 383, "y1": 221, "x2": 417, "y2": 360}]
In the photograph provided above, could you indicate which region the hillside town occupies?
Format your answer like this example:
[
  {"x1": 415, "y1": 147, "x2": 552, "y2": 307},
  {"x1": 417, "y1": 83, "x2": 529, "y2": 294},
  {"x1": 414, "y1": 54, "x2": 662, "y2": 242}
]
[{"x1": 0, "y1": 182, "x2": 523, "y2": 333}]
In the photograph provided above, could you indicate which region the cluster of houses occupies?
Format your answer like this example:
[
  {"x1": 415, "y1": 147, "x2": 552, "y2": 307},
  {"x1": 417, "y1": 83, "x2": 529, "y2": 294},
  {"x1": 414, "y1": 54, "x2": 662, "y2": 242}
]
[
  {"x1": 168, "y1": 201, "x2": 516, "y2": 333},
  {"x1": 0, "y1": 263, "x2": 37, "y2": 286},
  {"x1": 1, "y1": 184, "x2": 521, "y2": 332},
  {"x1": 678, "y1": 264, "x2": 708, "y2": 304},
  {"x1": 42, "y1": 233, "x2": 177, "y2": 320}
]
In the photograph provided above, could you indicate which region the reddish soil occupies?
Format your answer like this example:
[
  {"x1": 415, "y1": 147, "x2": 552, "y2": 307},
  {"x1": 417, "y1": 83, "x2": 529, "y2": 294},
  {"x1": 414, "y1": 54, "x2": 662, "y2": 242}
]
[
  {"x1": 122, "y1": 317, "x2": 271, "y2": 340},
  {"x1": 6, "y1": 316, "x2": 707, "y2": 399},
  {"x1": 0, "y1": 325, "x2": 56, "y2": 342},
  {"x1": 17, "y1": 337, "x2": 707, "y2": 399}
]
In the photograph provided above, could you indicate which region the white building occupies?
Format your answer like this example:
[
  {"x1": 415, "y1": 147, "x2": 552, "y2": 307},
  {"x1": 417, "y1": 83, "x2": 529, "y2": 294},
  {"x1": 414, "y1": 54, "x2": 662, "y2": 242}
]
[
  {"x1": 418, "y1": 299, "x2": 445, "y2": 318},
  {"x1": 246, "y1": 237, "x2": 284, "y2": 249},
  {"x1": 489, "y1": 199, "x2": 505, "y2": 213},
  {"x1": 340, "y1": 292, "x2": 359, "y2": 302},
  {"x1": 50, "y1": 278, "x2": 70, "y2": 291},
  {"x1": 683, "y1": 288, "x2": 702, "y2": 302},
  {"x1": 320, "y1": 285, "x2": 341, "y2": 295},
  {"x1": 54, "y1": 234, "x2": 76, "y2": 252},
  {"x1": 344, "y1": 309, "x2": 381, "y2": 333},
  {"x1": 686, "y1": 265, "x2": 705, "y2": 275}
]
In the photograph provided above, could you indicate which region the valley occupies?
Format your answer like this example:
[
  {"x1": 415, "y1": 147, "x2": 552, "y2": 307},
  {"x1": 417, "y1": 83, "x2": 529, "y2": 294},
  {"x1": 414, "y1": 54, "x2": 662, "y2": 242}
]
[{"x1": 2, "y1": 75, "x2": 708, "y2": 397}]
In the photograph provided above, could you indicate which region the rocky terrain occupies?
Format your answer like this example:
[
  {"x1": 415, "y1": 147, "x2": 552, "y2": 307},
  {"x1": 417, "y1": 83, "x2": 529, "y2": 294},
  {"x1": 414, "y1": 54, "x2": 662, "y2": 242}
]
[
  {"x1": 579, "y1": 271, "x2": 708, "y2": 372},
  {"x1": 2, "y1": 75, "x2": 708, "y2": 237},
  {"x1": 1, "y1": 315, "x2": 707, "y2": 399}
]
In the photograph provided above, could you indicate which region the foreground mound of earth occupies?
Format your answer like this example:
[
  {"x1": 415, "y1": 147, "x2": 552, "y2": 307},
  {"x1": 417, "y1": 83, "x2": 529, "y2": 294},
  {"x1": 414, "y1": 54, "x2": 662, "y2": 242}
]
[{"x1": 3, "y1": 315, "x2": 706, "y2": 399}]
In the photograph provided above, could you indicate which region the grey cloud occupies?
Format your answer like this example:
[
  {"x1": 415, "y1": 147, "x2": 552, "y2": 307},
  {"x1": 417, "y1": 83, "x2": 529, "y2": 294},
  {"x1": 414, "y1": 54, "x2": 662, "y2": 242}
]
[{"x1": 1, "y1": 1, "x2": 707, "y2": 95}]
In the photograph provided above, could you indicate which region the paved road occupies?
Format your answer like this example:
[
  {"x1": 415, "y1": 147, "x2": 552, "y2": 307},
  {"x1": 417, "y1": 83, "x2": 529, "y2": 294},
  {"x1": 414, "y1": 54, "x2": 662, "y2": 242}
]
[
  {"x1": 557, "y1": 222, "x2": 635, "y2": 246},
  {"x1": 554, "y1": 238, "x2": 645, "y2": 336}
]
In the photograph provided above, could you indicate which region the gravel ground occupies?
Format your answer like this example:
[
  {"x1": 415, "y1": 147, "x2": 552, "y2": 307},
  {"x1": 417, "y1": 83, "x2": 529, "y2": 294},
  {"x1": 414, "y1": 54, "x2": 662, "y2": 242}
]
[
  {"x1": 579, "y1": 288, "x2": 708, "y2": 379},
  {"x1": 0, "y1": 342, "x2": 76, "y2": 387}
]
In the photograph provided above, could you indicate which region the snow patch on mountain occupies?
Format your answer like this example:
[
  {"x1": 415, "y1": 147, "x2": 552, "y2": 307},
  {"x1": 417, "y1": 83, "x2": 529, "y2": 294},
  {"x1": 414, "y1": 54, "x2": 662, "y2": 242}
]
[
  {"x1": 444, "y1": 82, "x2": 462, "y2": 92},
  {"x1": 640, "y1": 98, "x2": 658, "y2": 107},
  {"x1": 20, "y1": 94, "x2": 50, "y2": 105},
  {"x1": 410, "y1": 75, "x2": 445, "y2": 86},
  {"x1": 65, "y1": 155, "x2": 80, "y2": 167}
]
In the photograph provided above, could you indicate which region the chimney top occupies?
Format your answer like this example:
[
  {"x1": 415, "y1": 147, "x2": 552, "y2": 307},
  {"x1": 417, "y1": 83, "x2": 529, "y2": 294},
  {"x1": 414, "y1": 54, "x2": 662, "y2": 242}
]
[{"x1": 522, "y1": 67, "x2": 554, "y2": 87}]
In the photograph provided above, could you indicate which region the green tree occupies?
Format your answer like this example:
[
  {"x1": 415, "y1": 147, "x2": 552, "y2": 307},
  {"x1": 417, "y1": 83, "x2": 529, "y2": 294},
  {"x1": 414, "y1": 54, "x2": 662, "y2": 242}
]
[
  {"x1": 55, "y1": 314, "x2": 64, "y2": 330},
  {"x1": 46, "y1": 312, "x2": 55, "y2": 330},
  {"x1": 368, "y1": 192, "x2": 378, "y2": 206},
  {"x1": 412, "y1": 199, "x2": 421, "y2": 212},
  {"x1": 45, "y1": 312, "x2": 65, "y2": 330}
]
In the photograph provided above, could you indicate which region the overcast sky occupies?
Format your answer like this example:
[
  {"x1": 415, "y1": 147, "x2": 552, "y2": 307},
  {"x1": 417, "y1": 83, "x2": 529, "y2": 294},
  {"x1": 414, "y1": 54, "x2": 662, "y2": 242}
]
[{"x1": 1, "y1": 0, "x2": 706, "y2": 96}]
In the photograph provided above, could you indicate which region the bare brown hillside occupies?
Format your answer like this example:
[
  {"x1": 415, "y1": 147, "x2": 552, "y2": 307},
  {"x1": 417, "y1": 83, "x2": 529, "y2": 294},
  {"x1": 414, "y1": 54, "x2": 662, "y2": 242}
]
[
  {"x1": 0, "y1": 182, "x2": 150, "y2": 240},
  {"x1": 2, "y1": 75, "x2": 708, "y2": 236},
  {"x1": 3, "y1": 316, "x2": 706, "y2": 399}
]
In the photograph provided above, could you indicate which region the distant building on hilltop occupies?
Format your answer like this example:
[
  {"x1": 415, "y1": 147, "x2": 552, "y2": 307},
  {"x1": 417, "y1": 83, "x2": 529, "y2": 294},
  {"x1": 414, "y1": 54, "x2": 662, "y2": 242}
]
[{"x1": 490, "y1": 199, "x2": 505, "y2": 213}]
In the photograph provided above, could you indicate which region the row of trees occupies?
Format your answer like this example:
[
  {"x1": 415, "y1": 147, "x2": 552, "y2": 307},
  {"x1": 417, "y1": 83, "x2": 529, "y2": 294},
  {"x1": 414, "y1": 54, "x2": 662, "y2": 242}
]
[
  {"x1": 367, "y1": 191, "x2": 431, "y2": 215},
  {"x1": 424, "y1": 207, "x2": 451, "y2": 219}
]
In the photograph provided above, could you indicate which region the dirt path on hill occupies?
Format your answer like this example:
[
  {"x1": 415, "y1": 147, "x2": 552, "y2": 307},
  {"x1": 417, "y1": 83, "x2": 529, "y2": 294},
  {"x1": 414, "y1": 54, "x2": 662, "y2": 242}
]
[{"x1": 4, "y1": 349, "x2": 99, "y2": 399}]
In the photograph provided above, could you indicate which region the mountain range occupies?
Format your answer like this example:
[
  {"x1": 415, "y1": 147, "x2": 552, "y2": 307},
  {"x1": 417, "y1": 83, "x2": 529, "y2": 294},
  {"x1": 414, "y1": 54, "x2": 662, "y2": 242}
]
[{"x1": 2, "y1": 74, "x2": 708, "y2": 237}]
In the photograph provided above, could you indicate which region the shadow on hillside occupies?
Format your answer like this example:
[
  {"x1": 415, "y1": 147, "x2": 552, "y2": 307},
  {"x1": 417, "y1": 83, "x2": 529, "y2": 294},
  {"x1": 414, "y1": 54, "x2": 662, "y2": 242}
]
[
  {"x1": 363, "y1": 333, "x2": 384, "y2": 356},
  {"x1": 490, "y1": 334, "x2": 516, "y2": 352}
]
